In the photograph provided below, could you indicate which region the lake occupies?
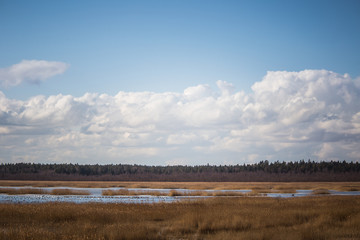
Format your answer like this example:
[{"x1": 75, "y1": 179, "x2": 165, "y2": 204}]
[{"x1": 1, "y1": 186, "x2": 360, "y2": 204}]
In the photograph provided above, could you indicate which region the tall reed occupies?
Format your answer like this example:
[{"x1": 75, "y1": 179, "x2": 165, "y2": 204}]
[{"x1": 1, "y1": 196, "x2": 360, "y2": 240}]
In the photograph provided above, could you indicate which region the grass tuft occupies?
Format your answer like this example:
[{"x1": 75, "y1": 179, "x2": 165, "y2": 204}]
[
  {"x1": 0, "y1": 188, "x2": 48, "y2": 195},
  {"x1": 50, "y1": 189, "x2": 90, "y2": 195},
  {"x1": 102, "y1": 189, "x2": 162, "y2": 196},
  {"x1": 312, "y1": 189, "x2": 330, "y2": 195},
  {"x1": 168, "y1": 190, "x2": 182, "y2": 196}
]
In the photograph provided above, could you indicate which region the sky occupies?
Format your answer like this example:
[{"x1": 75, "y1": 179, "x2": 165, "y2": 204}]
[{"x1": 0, "y1": 0, "x2": 360, "y2": 165}]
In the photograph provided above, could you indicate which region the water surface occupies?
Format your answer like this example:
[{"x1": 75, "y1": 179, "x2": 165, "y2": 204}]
[{"x1": 1, "y1": 186, "x2": 359, "y2": 204}]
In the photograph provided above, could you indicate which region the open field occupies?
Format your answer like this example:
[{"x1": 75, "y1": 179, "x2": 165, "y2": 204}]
[
  {"x1": 0, "y1": 188, "x2": 90, "y2": 195},
  {"x1": 102, "y1": 189, "x2": 252, "y2": 197},
  {"x1": 0, "y1": 187, "x2": 47, "y2": 195},
  {"x1": 1, "y1": 196, "x2": 360, "y2": 240},
  {"x1": 1, "y1": 180, "x2": 360, "y2": 192},
  {"x1": 102, "y1": 189, "x2": 164, "y2": 196}
]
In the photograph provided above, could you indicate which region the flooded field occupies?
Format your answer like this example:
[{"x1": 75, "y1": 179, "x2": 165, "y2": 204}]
[
  {"x1": 1, "y1": 186, "x2": 360, "y2": 203},
  {"x1": 2, "y1": 182, "x2": 360, "y2": 239}
]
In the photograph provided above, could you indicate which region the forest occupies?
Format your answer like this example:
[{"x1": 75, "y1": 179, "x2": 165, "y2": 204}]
[{"x1": 1, "y1": 160, "x2": 360, "y2": 182}]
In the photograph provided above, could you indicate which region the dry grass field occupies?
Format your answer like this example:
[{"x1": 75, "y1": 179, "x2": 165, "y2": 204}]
[
  {"x1": 1, "y1": 196, "x2": 360, "y2": 240},
  {"x1": 0, "y1": 188, "x2": 90, "y2": 195},
  {"x1": 1, "y1": 180, "x2": 360, "y2": 192},
  {"x1": 102, "y1": 189, "x2": 164, "y2": 196},
  {"x1": 0, "y1": 187, "x2": 47, "y2": 195},
  {"x1": 102, "y1": 189, "x2": 254, "y2": 196}
]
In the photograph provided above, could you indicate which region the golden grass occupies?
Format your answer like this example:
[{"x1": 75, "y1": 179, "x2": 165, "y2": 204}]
[
  {"x1": 168, "y1": 190, "x2": 251, "y2": 197},
  {"x1": 168, "y1": 189, "x2": 183, "y2": 196},
  {"x1": 312, "y1": 188, "x2": 331, "y2": 195},
  {"x1": 102, "y1": 189, "x2": 257, "y2": 197},
  {"x1": 1, "y1": 180, "x2": 360, "y2": 192},
  {"x1": 0, "y1": 188, "x2": 47, "y2": 195},
  {"x1": 50, "y1": 189, "x2": 91, "y2": 195},
  {"x1": 1, "y1": 196, "x2": 360, "y2": 240},
  {"x1": 0, "y1": 180, "x2": 128, "y2": 188},
  {"x1": 0, "y1": 188, "x2": 90, "y2": 195},
  {"x1": 102, "y1": 189, "x2": 163, "y2": 196}
]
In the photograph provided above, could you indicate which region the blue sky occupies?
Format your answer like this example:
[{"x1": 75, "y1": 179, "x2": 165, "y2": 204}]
[
  {"x1": 0, "y1": 0, "x2": 360, "y2": 165},
  {"x1": 1, "y1": 0, "x2": 359, "y2": 98}
]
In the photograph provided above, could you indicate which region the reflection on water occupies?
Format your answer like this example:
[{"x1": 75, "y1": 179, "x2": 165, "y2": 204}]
[{"x1": 0, "y1": 186, "x2": 359, "y2": 204}]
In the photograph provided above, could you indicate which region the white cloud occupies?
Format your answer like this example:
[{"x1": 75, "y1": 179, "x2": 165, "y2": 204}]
[
  {"x1": 165, "y1": 158, "x2": 193, "y2": 166},
  {"x1": 184, "y1": 84, "x2": 212, "y2": 100},
  {"x1": 0, "y1": 60, "x2": 69, "y2": 87},
  {"x1": 216, "y1": 80, "x2": 235, "y2": 96},
  {"x1": 166, "y1": 132, "x2": 198, "y2": 145},
  {"x1": 0, "y1": 69, "x2": 360, "y2": 164}
]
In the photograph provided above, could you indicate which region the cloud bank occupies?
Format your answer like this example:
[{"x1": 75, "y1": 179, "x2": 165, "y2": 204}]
[
  {"x1": 1, "y1": 70, "x2": 360, "y2": 165},
  {"x1": 0, "y1": 60, "x2": 69, "y2": 87}
]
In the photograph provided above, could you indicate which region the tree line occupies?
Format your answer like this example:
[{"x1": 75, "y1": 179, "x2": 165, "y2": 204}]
[{"x1": 1, "y1": 160, "x2": 360, "y2": 182}]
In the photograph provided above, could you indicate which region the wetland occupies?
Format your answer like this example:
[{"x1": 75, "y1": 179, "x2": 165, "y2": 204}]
[{"x1": 1, "y1": 181, "x2": 360, "y2": 239}]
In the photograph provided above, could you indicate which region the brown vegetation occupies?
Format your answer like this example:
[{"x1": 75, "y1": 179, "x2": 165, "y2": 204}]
[
  {"x1": 168, "y1": 190, "x2": 253, "y2": 197},
  {"x1": 312, "y1": 189, "x2": 331, "y2": 195},
  {"x1": 50, "y1": 189, "x2": 90, "y2": 195},
  {"x1": 101, "y1": 189, "x2": 248, "y2": 197},
  {"x1": 102, "y1": 189, "x2": 163, "y2": 196},
  {"x1": 0, "y1": 187, "x2": 47, "y2": 195},
  {"x1": 1, "y1": 196, "x2": 360, "y2": 239},
  {"x1": 1, "y1": 180, "x2": 360, "y2": 192},
  {"x1": 0, "y1": 187, "x2": 90, "y2": 195}
]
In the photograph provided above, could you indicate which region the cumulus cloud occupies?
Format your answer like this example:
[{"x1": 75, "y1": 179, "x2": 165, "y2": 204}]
[
  {"x1": 216, "y1": 80, "x2": 235, "y2": 95},
  {"x1": 0, "y1": 60, "x2": 69, "y2": 87},
  {"x1": 0, "y1": 69, "x2": 359, "y2": 164}
]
